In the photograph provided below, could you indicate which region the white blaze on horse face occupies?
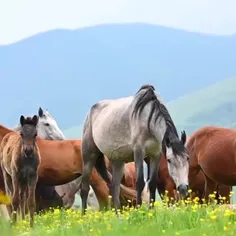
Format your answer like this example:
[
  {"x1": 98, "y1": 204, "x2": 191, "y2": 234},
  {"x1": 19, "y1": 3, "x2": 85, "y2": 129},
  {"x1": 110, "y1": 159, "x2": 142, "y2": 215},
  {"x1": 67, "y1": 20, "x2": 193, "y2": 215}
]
[
  {"x1": 38, "y1": 109, "x2": 65, "y2": 140},
  {"x1": 166, "y1": 147, "x2": 189, "y2": 189}
]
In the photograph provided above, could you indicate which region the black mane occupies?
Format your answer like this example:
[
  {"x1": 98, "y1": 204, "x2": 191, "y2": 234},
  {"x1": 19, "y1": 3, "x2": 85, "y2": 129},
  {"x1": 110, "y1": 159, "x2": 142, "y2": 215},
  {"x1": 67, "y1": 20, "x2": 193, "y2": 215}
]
[
  {"x1": 132, "y1": 84, "x2": 179, "y2": 137},
  {"x1": 132, "y1": 85, "x2": 187, "y2": 156}
]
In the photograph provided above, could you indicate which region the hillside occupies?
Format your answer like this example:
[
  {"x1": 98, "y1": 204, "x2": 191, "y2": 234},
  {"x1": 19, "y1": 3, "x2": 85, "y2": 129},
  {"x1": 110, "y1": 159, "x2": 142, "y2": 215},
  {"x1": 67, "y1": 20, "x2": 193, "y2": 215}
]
[
  {"x1": 1, "y1": 23, "x2": 236, "y2": 130},
  {"x1": 64, "y1": 76, "x2": 236, "y2": 138},
  {"x1": 167, "y1": 76, "x2": 236, "y2": 135}
]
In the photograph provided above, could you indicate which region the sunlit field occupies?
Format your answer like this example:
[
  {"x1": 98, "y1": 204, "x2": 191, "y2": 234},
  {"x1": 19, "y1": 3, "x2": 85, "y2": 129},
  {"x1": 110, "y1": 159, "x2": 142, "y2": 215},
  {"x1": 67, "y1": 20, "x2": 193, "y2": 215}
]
[{"x1": 1, "y1": 191, "x2": 236, "y2": 236}]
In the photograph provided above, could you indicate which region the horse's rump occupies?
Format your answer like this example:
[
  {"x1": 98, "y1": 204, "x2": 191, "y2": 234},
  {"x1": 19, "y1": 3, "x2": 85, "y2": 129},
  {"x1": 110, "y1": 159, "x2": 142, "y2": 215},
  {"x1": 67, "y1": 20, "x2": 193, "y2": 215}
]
[{"x1": 187, "y1": 126, "x2": 236, "y2": 187}]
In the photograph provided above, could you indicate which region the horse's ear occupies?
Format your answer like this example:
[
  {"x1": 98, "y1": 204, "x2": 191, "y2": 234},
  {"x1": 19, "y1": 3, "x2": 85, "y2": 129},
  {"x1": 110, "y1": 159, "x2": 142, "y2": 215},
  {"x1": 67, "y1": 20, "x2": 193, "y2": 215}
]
[
  {"x1": 20, "y1": 115, "x2": 25, "y2": 126},
  {"x1": 38, "y1": 107, "x2": 43, "y2": 117},
  {"x1": 32, "y1": 115, "x2": 39, "y2": 126},
  {"x1": 165, "y1": 137, "x2": 171, "y2": 148},
  {"x1": 181, "y1": 130, "x2": 187, "y2": 145}
]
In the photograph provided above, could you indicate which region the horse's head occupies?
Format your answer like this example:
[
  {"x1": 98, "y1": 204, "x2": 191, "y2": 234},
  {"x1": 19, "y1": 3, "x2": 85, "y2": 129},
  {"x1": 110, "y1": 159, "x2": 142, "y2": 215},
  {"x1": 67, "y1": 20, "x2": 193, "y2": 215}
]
[
  {"x1": 20, "y1": 115, "x2": 38, "y2": 157},
  {"x1": 38, "y1": 107, "x2": 65, "y2": 140},
  {"x1": 163, "y1": 130, "x2": 189, "y2": 198}
]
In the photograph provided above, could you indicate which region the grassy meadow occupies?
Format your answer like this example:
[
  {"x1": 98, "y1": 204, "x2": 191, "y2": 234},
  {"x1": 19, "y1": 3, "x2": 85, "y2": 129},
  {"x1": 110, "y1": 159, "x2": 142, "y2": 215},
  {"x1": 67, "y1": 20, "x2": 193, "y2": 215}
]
[{"x1": 1, "y1": 191, "x2": 236, "y2": 236}]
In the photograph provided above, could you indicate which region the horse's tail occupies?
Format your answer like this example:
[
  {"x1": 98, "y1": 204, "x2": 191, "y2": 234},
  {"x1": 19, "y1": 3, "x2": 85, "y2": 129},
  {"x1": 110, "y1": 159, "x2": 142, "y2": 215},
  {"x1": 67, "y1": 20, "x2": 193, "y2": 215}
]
[
  {"x1": 94, "y1": 155, "x2": 111, "y2": 184},
  {"x1": 141, "y1": 180, "x2": 150, "y2": 203},
  {"x1": 120, "y1": 184, "x2": 137, "y2": 201},
  {"x1": 94, "y1": 157, "x2": 139, "y2": 201},
  {"x1": 0, "y1": 205, "x2": 10, "y2": 221}
]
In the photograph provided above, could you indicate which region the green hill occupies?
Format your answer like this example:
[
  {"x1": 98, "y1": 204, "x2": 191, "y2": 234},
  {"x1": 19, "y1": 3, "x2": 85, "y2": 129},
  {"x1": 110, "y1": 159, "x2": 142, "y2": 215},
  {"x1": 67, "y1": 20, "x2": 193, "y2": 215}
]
[
  {"x1": 63, "y1": 76, "x2": 236, "y2": 138},
  {"x1": 167, "y1": 76, "x2": 236, "y2": 135}
]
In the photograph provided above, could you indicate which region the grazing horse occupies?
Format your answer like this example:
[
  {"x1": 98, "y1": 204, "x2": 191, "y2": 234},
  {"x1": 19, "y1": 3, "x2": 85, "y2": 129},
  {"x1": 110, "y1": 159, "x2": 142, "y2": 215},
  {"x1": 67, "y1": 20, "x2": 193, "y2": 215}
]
[
  {"x1": 156, "y1": 152, "x2": 232, "y2": 204},
  {"x1": 0, "y1": 115, "x2": 40, "y2": 227},
  {"x1": 0, "y1": 123, "x2": 137, "y2": 216},
  {"x1": 80, "y1": 84, "x2": 189, "y2": 214},
  {"x1": 187, "y1": 126, "x2": 233, "y2": 203}
]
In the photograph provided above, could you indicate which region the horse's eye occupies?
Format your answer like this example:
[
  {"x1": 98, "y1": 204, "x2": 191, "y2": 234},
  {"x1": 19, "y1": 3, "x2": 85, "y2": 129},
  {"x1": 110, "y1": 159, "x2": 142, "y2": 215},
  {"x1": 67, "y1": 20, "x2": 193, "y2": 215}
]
[
  {"x1": 167, "y1": 159, "x2": 171, "y2": 164},
  {"x1": 44, "y1": 123, "x2": 50, "y2": 126}
]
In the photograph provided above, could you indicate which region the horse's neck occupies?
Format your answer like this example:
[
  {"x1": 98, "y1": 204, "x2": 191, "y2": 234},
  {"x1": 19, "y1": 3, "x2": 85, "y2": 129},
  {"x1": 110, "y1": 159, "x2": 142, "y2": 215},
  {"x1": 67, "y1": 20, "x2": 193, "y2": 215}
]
[
  {"x1": 0, "y1": 125, "x2": 12, "y2": 143},
  {"x1": 152, "y1": 116, "x2": 168, "y2": 142}
]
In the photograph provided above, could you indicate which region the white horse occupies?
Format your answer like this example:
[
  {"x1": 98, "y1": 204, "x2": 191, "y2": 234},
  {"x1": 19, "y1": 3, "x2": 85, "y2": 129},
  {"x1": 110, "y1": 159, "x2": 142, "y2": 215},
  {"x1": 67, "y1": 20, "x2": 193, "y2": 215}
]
[{"x1": 80, "y1": 84, "x2": 189, "y2": 214}]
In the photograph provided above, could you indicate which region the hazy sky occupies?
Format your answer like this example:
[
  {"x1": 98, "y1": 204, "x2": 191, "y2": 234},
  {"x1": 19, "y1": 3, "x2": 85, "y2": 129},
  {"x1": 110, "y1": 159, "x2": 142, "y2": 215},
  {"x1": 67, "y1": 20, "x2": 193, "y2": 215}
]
[{"x1": 0, "y1": 0, "x2": 235, "y2": 45}]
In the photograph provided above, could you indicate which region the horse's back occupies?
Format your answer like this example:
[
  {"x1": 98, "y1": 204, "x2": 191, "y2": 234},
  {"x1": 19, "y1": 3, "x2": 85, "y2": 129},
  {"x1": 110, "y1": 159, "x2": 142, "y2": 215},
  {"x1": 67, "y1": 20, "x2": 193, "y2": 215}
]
[
  {"x1": 187, "y1": 126, "x2": 236, "y2": 157},
  {"x1": 84, "y1": 96, "x2": 135, "y2": 159},
  {"x1": 36, "y1": 139, "x2": 83, "y2": 185},
  {"x1": 0, "y1": 132, "x2": 21, "y2": 166}
]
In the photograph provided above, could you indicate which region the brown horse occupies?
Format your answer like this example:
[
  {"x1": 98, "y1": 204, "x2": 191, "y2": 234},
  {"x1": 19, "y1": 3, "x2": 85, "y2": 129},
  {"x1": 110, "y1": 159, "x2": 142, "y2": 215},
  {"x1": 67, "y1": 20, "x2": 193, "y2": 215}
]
[
  {"x1": 187, "y1": 126, "x2": 233, "y2": 203},
  {"x1": 157, "y1": 152, "x2": 232, "y2": 203},
  {"x1": 0, "y1": 115, "x2": 40, "y2": 226},
  {"x1": 0, "y1": 123, "x2": 137, "y2": 213}
]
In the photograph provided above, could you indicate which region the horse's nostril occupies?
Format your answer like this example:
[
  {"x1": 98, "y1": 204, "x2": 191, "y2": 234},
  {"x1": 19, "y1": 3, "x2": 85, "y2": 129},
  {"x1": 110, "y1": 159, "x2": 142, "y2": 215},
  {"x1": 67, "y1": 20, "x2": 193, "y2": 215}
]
[
  {"x1": 177, "y1": 184, "x2": 188, "y2": 197},
  {"x1": 25, "y1": 148, "x2": 33, "y2": 156}
]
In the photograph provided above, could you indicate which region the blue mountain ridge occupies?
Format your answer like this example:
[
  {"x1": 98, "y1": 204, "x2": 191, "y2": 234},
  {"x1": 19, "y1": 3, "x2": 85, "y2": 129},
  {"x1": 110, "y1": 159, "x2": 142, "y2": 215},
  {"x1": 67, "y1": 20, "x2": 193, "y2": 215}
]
[{"x1": 0, "y1": 23, "x2": 235, "y2": 129}]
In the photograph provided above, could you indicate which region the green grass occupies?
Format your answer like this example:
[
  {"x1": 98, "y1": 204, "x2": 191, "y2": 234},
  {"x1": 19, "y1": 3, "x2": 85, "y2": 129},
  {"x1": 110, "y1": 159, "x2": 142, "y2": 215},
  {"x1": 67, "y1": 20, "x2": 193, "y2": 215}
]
[{"x1": 1, "y1": 199, "x2": 236, "y2": 236}]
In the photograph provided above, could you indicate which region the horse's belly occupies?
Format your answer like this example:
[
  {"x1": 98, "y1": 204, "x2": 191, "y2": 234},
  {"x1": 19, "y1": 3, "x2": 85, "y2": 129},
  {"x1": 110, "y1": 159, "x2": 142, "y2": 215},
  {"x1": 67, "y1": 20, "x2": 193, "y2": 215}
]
[
  {"x1": 200, "y1": 156, "x2": 236, "y2": 186},
  {"x1": 104, "y1": 145, "x2": 133, "y2": 163}
]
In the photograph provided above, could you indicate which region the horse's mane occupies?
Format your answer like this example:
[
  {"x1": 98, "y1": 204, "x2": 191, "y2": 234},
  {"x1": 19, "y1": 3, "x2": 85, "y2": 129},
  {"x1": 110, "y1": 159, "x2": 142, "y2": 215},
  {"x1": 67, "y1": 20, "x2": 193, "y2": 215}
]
[
  {"x1": 132, "y1": 84, "x2": 179, "y2": 138},
  {"x1": 14, "y1": 124, "x2": 21, "y2": 131},
  {"x1": 14, "y1": 116, "x2": 39, "y2": 132},
  {"x1": 23, "y1": 117, "x2": 38, "y2": 126}
]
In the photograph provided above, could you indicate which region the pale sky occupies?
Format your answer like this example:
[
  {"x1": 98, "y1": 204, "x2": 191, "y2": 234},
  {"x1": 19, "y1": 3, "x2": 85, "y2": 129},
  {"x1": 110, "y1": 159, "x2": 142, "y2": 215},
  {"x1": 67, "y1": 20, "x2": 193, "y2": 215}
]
[{"x1": 0, "y1": 0, "x2": 235, "y2": 45}]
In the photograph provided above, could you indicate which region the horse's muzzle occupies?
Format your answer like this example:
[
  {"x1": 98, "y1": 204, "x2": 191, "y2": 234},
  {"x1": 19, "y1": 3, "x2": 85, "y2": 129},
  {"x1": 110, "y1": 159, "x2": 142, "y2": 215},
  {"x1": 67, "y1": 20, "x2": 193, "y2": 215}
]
[
  {"x1": 177, "y1": 184, "x2": 189, "y2": 197},
  {"x1": 24, "y1": 147, "x2": 33, "y2": 156}
]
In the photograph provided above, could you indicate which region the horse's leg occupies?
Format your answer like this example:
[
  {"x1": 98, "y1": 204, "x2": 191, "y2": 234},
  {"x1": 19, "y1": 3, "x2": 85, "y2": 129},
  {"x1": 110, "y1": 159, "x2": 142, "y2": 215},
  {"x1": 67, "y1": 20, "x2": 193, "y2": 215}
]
[
  {"x1": 134, "y1": 147, "x2": 145, "y2": 206},
  {"x1": 1, "y1": 168, "x2": 13, "y2": 214},
  {"x1": 144, "y1": 157, "x2": 150, "y2": 182},
  {"x1": 110, "y1": 160, "x2": 124, "y2": 214},
  {"x1": 19, "y1": 185, "x2": 27, "y2": 220},
  {"x1": 165, "y1": 182, "x2": 176, "y2": 205},
  {"x1": 217, "y1": 185, "x2": 232, "y2": 204},
  {"x1": 27, "y1": 179, "x2": 37, "y2": 227},
  {"x1": 0, "y1": 205, "x2": 10, "y2": 220},
  {"x1": 11, "y1": 174, "x2": 20, "y2": 224},
  {"x1": 203, "y1": 174, "x2": 217, "y2": 204},
  {"x1": 148, "y1": 155, "x2": 159, "y2": 207},
  {"x1": 81, "y1": 138, "x2": 105, "y2": 215},
  {"x1": 1, "y1": 167, "x2": 12, "y2": 196}
]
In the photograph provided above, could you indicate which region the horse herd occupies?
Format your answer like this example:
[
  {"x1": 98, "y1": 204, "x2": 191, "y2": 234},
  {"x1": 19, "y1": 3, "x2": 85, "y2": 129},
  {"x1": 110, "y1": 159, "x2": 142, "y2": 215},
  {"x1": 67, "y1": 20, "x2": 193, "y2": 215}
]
[{"x1": 0, "y1": 84, "x2": 235, "y2": 227}]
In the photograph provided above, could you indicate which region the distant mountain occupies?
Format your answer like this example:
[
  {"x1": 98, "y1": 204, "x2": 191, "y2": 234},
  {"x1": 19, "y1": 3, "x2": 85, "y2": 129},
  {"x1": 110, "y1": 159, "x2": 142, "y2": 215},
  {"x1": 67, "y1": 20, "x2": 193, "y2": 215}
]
[
  {"x1": 1, "y1": 23, "x2": 236, "y2": 130},
  {"x1": 64, "y1": 76, "x2": 236, "y2": 138}
]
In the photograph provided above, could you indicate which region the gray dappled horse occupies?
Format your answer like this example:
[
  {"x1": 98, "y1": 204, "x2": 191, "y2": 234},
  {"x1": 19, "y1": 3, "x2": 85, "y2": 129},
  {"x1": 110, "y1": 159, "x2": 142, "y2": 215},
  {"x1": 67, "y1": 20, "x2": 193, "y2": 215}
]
[{"x1": 80, "y1": 84, "x2": 190, "y2": 214}]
